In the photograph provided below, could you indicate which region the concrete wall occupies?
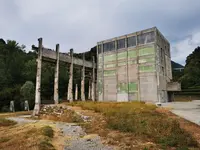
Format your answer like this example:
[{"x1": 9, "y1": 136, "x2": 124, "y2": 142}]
[
  {"x1": 97, "y1": 27, "x2": 163, "y2": 102},
  {"x1": 155, "y1": 29, "x2": 172, "y2": 102}
]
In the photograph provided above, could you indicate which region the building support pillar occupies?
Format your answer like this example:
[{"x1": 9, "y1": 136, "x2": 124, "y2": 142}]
[
  {"x1": 81, "y1": 53, "x2": 85, "y2": 101},
  {"x1": 88, "y1": 80, "x2": 91, "y2": 99},
  {"x1": 91, "y1": 56, "x2": 95, "y2": 101},
  {"x1": 75, "y1": 84, "x2": 78, "y2": 100},
  {"x1": 54, "y1": 44, "x2": 59, "y2": 104},
  {"x1": 68, "y1": 49, "x2": 73, "y2": 102},
  {"x1": 33, "y1": 38, "x2": 43, "y2": 116}
]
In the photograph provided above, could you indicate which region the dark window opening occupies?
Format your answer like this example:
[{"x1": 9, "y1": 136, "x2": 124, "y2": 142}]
[
  {"x1": 103, "y1": 41, "x2": 115, "y2": 52},
  {"x1": 117, "y1": 39, "x2": 125, "y2": 49},
  {"x1": 138, "y1": 31, "x2": 155, "y2": 45},
  {"x1": 127, "y1": 36, "x2": 136, "y2": 47}
]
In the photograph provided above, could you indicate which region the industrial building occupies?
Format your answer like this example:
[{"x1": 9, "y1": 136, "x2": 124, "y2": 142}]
[{"x1": 97, "y1": 27, "x2": 181, "y2": 103}]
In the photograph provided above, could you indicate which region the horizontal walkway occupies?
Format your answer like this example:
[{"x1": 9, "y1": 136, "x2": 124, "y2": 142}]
[{"x1": 162, "y1": 100, "x2": 200, "y2": 125}]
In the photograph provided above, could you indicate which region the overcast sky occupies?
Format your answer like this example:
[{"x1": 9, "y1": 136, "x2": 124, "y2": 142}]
[{"x1": 1, "y1": 0, "x2": 200, "y2": 65}]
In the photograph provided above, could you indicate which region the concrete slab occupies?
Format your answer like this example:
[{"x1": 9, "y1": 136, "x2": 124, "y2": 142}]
[{"x1": 161, "y1": 100, "x2": 200, "y2": 125}]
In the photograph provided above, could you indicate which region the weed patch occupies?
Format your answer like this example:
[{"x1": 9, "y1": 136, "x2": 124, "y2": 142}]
[
  {"x1": 0, "y1": 137, "x2": 10, "y2": 143},
  {"x1": 39, "y1": 139, "x2": 55, "y2": 150},
  {"x1": 41, "y1": 126, "x2": 54, "y2": 138}
]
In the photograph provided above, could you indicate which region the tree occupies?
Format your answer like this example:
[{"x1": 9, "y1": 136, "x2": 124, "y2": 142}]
[
  {"x1": 20, "y1": 81, "x2": 35, "y2": 109},
  {"x1": 181, "y1": 47, "x2": 200, "y2": 88}
]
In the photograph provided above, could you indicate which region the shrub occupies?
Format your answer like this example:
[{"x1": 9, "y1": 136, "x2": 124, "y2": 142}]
[
  {"x1": 39, "y1": 139, "x2": 55, "y2": 150},
  {"x1": 20, "y1": 81, "x2": 35, "y2": 109},
  {"x1": 41, "y1": 126, "x2": 54, "y2": 138}
]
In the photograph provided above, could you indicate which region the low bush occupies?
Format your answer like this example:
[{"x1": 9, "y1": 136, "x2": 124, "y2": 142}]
[
  {"x1": 41, "y1": 126, "x2": 54, "y2": 138},
  {"x1": 39, "y1": 139, "x2": 55, "y2": 150}
]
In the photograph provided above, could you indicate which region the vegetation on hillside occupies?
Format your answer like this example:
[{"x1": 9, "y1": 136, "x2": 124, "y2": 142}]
[{"x1": 0, "y1": 38, "x2": 94, "y2": 112}]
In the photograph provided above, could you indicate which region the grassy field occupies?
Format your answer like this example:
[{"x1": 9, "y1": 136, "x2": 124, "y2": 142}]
[
  {"x1": 69, "y1": 101, "x2": 199, "y2": 149},
  {"x1": 0, "y1": 118, "x2": 55, "y2": 150}
]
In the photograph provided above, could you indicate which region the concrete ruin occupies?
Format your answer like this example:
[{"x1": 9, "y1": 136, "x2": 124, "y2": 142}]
[
  {"x1": 96, "y1": 27, "x2": 181, "y2": 103},
  {"x1": 32, "y1": 38, "x2": 96, "y2": 115},
  {"x1": 32, "y1": 27, "x2": 181, "y2": 115}
]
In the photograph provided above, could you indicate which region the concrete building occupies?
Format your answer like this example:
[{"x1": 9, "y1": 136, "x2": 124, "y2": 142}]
[{"x1": 96, "y1": 27, "x2": 181, "y2": 103}]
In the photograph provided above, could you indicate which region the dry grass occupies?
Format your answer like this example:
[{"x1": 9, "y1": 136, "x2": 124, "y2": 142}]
[
  {"x1": 69, "y1": 101, "x2": 199, "y2": 149},
  {"x1": 0, "y1": 123, "x2": 55, "y2": 150},
  {"x1": 0, "y1": 118, "x2": 17, "y2": 126},
  {"x1": 0, "y1": 111, "x2": 32, "y2": 118}
]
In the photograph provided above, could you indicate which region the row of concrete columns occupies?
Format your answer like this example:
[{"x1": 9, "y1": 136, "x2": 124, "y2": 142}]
[{"x1": 33, "y1": 38, "x2": 96, "y2": 116}]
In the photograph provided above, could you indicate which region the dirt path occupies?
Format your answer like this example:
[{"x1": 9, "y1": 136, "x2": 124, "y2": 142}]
[{"x1": 6, "y1": 115, "x2": 114, "y2": 150}]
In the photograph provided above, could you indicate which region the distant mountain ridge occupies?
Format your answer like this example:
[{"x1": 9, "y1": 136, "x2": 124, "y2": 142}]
[{"x1": 171, "y1": 61, "x2": 184, "y2": 69}]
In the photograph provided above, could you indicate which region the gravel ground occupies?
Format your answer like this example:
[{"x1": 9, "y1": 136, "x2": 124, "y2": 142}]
[{"x1": 6, "y1": 115, "x2": 114, "y2": 150}]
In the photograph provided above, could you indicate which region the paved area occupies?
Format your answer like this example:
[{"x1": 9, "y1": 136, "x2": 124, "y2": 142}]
[{"x1": 162, "y1": 100, "x2": 200, "y2": 125}]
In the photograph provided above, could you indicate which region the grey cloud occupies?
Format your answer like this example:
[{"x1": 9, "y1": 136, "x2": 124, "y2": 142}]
[{"x1": 1, "y1": 0, "x2": 200, "y2": 64}]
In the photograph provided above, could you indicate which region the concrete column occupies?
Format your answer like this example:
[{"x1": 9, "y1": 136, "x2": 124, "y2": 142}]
[
  {"x1": 88, "y1": 81, "x2": 91, "y2": 99},
  {"x1": 24, "y1": 100, "x2": 29, "y2": 111},
  {"x1": 115, "y1": 39, "x2": 118, "y2": 102},
  {"x1": 67, "y1": 49, "x2": 73, "y2": 102},
  {"x1": 125, "y1": 36, "x2": 129, "y2": 101},
  {"x1": 75, "y1": 84, "x2": 78, "y2": 100},
  {"x1": 33, "y1": 38, "x2": 42, "y2": 116},
  {"x1": 81, "y1": 53, "x2": 85, "y2": 101},
  {"x1": 10, "y1": 101, "x2": 15, "y2": 112},
  {"x1": 54, "y1": 44, "x2": 59, "y2": 104},
  {"x1": 136, "y1": 33, "x2": 141, "y2": 101},
  {"x1": 91, "y1": 56, "x2": 95, "y2": 101}
]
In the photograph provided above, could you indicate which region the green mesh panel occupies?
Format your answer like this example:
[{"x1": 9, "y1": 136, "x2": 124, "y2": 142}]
[
  {"x1": 128, "y1": 82, "x2": 137, "y2": 92},
  {"x1": 118, "y1": 62, "x2": 126, "y2": 66},
  {"x1": 139, "y1": 65, "x2": 155, "y2": 72},
  {"x1": 117, "y1": 52, "x2": 127, "y2": 60},
  {"x1": 139, "y1": 47, "x2": 155, "y2": 56},
  {"x1": 128, "y1": 50, "x2": 137, "y2": 59},
  {"x1": 117, "y1": 83, "x2": 128, "y2": 93},
  {"x1": 104, "y1": 63, "x2": 116, "y2": 68},
  {"x1": 104, "y1": 70, "x2": 116, "y2": 76},
  {"x1": 139, "y1": 57, "x2": 155, "y2": 63},
  {"x1": 128, "y1": 60, "x2": 137, "y2": 65},
  {"x1": 104, "y1": 54, "x2": 116, "y2": 62},
  {"x1": 98, "y1": 79, "x2": 103, "y2": 94}
]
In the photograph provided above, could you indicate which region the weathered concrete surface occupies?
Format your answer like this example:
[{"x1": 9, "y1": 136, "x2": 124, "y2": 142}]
[
  {"x1": 33, "y1": 38, "x2": 42, "y2": 116},
  {"x1": 167, "y1": 82, "x2": 181, "y2": 91},
  {"x1": 32, "y1": 45, "x2": 96, "y2": 68},
  {"x1": 54, "y1": 44, "x2": 59, "y2": 104},
  {"x1": 162, "y1": 100, "x2": 200, "y2": 125},
  {"x1": 81, "y1": 53, "x2": 85, "y2": 101},
  {"x1": 68, "y1": 49, "x2": 74, "y2": 102}
]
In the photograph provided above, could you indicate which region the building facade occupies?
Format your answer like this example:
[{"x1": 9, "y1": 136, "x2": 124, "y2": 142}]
[{"x1": 96, "y1": 27, "x2": 180, "y2": 103}]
